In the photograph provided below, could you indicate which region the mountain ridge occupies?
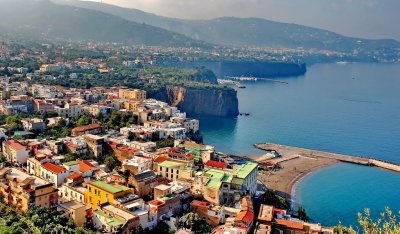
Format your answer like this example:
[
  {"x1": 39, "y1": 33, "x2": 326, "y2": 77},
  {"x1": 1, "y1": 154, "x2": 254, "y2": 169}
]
[
  {"x1": 0, "y1": 0, "x2": 210, "y2": 48},
  {"x1": 54, "y1": 0, "x2": 400, "y2": 51}
]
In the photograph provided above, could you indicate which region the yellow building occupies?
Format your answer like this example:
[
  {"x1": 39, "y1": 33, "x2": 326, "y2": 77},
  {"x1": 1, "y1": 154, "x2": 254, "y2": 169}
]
[
  {"x1": 85, "y1": 180, "x2": 133, "y2": 209},
  {"x1": 119, "y1": 89, "x2": 146, "y2": 102},
  {"x1": 157, "y1": 160, "x2": 187, "y2": 181},
  {"x1": 123, "y1": 101, "x2": 141, "y2": 111}
]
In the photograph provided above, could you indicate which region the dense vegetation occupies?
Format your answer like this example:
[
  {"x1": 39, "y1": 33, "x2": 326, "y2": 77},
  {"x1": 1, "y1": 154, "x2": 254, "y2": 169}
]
[{"x1": 0, "y1": 202, "x2": 92, "y2": 234}]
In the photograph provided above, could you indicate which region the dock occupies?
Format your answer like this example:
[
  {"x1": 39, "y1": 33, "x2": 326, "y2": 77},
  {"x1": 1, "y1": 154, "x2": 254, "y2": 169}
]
[{"x1": 254, "y1": 143, "x2": 400, "y2": 173}]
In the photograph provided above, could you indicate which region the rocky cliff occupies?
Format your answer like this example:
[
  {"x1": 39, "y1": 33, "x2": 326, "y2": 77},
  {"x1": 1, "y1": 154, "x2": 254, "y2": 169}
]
[{"x1": 162, "y1": 86, "x2": 239, "y2": 117}]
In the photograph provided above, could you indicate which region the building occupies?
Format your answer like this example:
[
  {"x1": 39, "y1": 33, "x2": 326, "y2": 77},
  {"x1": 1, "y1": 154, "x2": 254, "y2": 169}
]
[
  {"x1": 2, "y1": 140, "x2": 29, "y2": 165},
  {"x1": 85, "y1": 180, "x2": 134, "y2": 210},
  {"x1": 60, "y1": 184, "x2": 86, "y2": 204},
  {"x1": 57, "y1": 201, "x2": 92, "y2": 227},
  {"x1": 21, "y1": 118, "x2": 46, "y2": 132},
  {"x1": 71, "y1": 123, "x2": 101, "y2": 136},
  {"x1": 93, "y1": 204, "x2": 139, "y2": 233},
  {"x1": 40, "y1": 162, "x2": 69, "y2": 187},
  {"x1": 175, "y1": 140, "x2": 214, "y2": 163},
  {"x1": 119, "y1": 89, "x2": 146, "y2": 102},
  {"x1": 192, "y1": 162, "x2": 258, "y2": 206},
  {"x1": 170, "y1": 117, "x2": 200, "y2": 133},
  {"x1": 84, "y1": 134, "x2": 104, "y2": 158},
  {"x1": 157, "y1": 160, "x2": 187, "y2": 181},
  {"x1": 0, "y1": 167, "x2": 58, "y2": 212},
  {"x1": 129, "y1": 170, "x2": 167, "y2": 197}
]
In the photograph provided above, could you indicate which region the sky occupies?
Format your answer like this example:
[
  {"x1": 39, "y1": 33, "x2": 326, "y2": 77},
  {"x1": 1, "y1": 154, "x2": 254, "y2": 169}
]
[{"x1": 86, "y1": 0, "x2": 400, "y2": 40}]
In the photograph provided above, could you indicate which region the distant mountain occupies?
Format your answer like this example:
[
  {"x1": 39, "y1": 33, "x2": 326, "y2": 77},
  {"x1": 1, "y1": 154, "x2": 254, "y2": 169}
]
[
  {"x1": 56, "y1": 0, "x2": 400, "y2": 51},
  {"x1": 0, "y1": 0, "x2": 209, "y2": 48}
]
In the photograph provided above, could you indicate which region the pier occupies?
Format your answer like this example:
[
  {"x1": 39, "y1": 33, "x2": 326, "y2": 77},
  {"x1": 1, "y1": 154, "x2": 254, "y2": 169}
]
[{"x1": 254, "y1": 143, "x2": 400, "y2": 173}]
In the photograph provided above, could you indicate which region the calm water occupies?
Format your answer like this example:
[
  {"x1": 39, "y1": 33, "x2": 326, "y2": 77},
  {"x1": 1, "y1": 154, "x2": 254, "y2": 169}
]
[{"x1": 198, "y1": 63, "x2": 400, "y2": 227}]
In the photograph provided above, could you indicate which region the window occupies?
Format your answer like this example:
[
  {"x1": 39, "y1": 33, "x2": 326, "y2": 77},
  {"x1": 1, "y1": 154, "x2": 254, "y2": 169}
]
[
  {"x1": 166, "y1": 168, "x2": 169, "y2": 172},
  {"x1": 171, "y1": 169, "x2": 173, "y2": 174}
]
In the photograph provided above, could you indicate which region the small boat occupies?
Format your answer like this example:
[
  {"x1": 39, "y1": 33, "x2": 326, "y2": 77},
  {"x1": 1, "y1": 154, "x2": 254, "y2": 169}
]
[{"x1": 245, "y1": 113, "x2": 250, "y2": 116}]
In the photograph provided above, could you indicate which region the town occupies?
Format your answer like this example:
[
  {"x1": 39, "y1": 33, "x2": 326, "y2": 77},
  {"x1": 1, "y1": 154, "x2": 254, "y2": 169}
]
[{"x1": 0, "y1": 39, "x2": 336, "y2": 234}]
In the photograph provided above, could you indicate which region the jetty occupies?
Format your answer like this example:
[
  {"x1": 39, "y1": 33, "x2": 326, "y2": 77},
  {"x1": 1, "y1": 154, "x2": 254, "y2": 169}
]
[{"x1": 254, "y1": 143, "x2": 400, "y2": 173}]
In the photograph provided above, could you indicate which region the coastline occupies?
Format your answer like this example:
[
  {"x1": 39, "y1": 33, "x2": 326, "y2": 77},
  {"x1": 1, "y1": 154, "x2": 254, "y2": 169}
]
[{"x1": 255, "y1": 154, "x2": 338, "y2": 199}]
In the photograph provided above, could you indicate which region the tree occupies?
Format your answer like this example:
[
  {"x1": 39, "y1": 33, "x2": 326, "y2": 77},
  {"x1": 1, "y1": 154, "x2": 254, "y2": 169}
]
[
  {"x1": 177, "y1": 213, "x2": 212, "y2": 234},
  {"x1": 334, "y1": 207, "x2": 400, "y2": 234},
  {"x1": 103, "y1": 155, "x2": 119, "y2": 171},
  {"x1": 263, "y1": 189, "x2": 291, "y2": 210},
  {"x1": 296, "y1": 206, "x2": 310, "y2": 222}
]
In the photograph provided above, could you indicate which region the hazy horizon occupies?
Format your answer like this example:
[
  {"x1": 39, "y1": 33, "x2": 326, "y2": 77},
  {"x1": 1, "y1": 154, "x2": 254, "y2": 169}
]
[{"x1": 81, "y1": 0, "x2": 400, "y2": 41}]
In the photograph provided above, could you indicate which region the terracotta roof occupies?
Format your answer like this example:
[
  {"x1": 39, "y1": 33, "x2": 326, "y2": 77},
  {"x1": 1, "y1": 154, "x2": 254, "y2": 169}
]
[
  {"x1": 275, "y1": 219, "x2": 304, "y2": 230},
  {"x1": 77, "y1": 160, "x2": 95, "y2": 173},
  {"x1": 5, "y1": 140, "x2": 25, "y2": 151},
  {"x1": 42, "y1": 162, "x2": 67, "y2": 174},
  {"x1": 205, "y1": 160, "x2": 228, "y2": 169},
  {"x1": 191, "y1": 200, "x2": 210, "y2": 207},
  {"x1": 67, "y1": 172, "x2": 82, "y2": 180},
  {"x1": 235, "y1": 210, "x2": 254, "y2": 224},
  {"x1": 154, "y1": 156, "x2": 169, "y2": 163},
  {"x1": 148, "y1": 200, "x2": 165, "y2": 207},
  {"x1": 72, "y1": 123, "x2": 100, "y2": 133}
]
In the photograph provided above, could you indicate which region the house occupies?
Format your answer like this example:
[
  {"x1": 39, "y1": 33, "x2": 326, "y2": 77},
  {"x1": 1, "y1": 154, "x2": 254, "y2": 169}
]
[
  {"x1": 122, "y1": 157, "x2": 153, "y2": 175},
  {"x1": 124, "y1": 200, "x2": 157, "y2": 230},
  {"x1": 129, "y1": 170, "x2": 167, "y2": 197},
  {"x1": 192, "y1": 162, "x2": 258, "y2": 206},
  {"x1": 2, "y1": 140, "x2": 29, "y2": 165},
  {"x1": 40, "y1": 162, "x2": 69, "y2": 187},
  {"x1": 72, "y1": 123, "x2": 101, "y2": 136},
  {"x1": 175, "y1": 140, "x2": 215, "y2": 163},
  {"x1": 57, "y1": 201, "x2": 92, "y2": 227},
  {"x1": 0, "y1": 167, "x2": 58, "y2": 212},
  {"x1": 157, "y1": 160, "x2": 187, "y2": 181},
  {"x1": 85, "y1": 180, "x2": 134, "y2": 210},
  {"x1": 21, "y1": 118, "x2": 46, "y2": 132},
  {"x1": 60, "y1": 184, "x2": 86, "y2": 204},
  {"x1": 83, "y1": 134, "x2": 104, "y2": 158},
  {"x1": 93, "y1": 204, "x2": 139, "y2": 234}
]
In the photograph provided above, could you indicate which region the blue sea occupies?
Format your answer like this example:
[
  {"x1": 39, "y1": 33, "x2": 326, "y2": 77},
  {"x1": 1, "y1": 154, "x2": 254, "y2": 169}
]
[{"x1": 198, "y1": 63, "x2": 400, "y2": 227}]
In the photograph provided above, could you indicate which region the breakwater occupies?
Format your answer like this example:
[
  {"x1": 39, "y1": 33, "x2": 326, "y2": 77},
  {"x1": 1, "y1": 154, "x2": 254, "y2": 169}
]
[{"x1": 254, "y1": 143, "x2": 400, "y2": 173}]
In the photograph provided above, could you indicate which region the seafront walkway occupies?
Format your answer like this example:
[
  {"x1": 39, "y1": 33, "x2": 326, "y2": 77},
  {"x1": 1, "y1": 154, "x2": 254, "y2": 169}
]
[{"x1": 254, "y1": 143, "x2": 400, "y2": 173}]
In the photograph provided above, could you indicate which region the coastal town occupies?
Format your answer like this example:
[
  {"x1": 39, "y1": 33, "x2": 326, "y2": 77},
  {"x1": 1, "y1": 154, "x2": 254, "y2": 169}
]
[{"x1": 0, "y1": 41, "x2": 336, "y2": 233}]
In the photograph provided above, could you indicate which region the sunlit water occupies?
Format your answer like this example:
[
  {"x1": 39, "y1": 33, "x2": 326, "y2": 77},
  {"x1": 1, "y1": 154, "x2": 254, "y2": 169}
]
[{"x1": 197, "y1": 63, "x2": 400, "y2": 227}]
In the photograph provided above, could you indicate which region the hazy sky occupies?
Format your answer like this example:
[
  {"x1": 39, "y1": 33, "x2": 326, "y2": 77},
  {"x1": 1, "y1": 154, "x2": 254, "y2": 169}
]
[{"x1": 86, "y1": 0, "x2": 400, "y2": 40}]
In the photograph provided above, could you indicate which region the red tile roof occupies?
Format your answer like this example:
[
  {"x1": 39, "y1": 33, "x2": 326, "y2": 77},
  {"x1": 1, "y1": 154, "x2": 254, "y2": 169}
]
[
  {"x1": 154, "y1": 156, "x2": 169, "y2": 163},
  {"x1": 191, "y1": 200, "x2": 210, "y2": 207},
  {"x1": 72, "y1": 123, "x2": 100, "y2": 134},
  {"x1": 42, "y1": 162, "x2": 67, "y2": 174},
  {"x1": 205, "y1": 160, "x2": 228, "y2": 169},
  {"x1": 148, "y1": 200, "x2": 165, "y2": 207},
  {"x1": 275, "y1": 219, "x2": 304, "y2": 230},
  {"x1": 235, "y1": 210, "x2": 254, "y2": 224},
  {"x1": 77, "y1": 160, "x2": 96, "y2": 173},
  {"x1": 67, "y1": 172, "x2": 82, "y2": 180},
  {"x1": 6, "y1": 140, "x2": 25, "y2": 151}
]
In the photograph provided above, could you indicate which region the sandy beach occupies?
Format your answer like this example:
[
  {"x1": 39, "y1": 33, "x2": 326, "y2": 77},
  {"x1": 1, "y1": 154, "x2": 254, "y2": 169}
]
[{"x1": 251, "y1": 151, "x2": 338, "y2": 199}]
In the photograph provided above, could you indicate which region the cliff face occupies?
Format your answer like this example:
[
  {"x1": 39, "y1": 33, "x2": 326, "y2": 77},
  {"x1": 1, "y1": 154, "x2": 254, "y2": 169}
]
[{"x1": 165, "y1": 86, "x2": 239, "y2": 117}]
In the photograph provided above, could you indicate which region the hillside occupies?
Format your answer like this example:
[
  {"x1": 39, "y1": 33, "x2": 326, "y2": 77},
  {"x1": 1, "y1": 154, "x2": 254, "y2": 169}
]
[
  {"x1": 0, "y1": 0, "x2": 209, "y2": 48},
  {"x1": 56, "y1": 0, "x2": 400, "y2": 52}
]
